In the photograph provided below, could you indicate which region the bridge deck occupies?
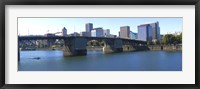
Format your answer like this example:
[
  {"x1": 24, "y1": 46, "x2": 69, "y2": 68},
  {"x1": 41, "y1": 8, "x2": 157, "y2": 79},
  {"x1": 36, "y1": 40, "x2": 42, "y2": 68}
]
[{"x1": 18, "y1": 36, "x2": 147, "y2": 44}]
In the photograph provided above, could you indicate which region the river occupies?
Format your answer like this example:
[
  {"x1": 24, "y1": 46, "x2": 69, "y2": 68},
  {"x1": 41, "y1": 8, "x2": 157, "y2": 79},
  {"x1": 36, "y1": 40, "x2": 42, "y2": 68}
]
[{"x1": 18, "y1": 50, "x2": 182, "y2": 71}]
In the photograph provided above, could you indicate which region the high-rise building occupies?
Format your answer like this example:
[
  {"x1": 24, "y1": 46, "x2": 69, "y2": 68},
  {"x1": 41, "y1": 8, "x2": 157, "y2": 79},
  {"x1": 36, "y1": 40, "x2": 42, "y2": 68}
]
[
  {"x1": 103, "y1": 29, "x2": 110, "y2": 37},
  {"x1": 62, "y1": 27, "x2": 67, "y2": 37},
  {"x1": 137, "y1": 24, "x2": 153, "y2": 43},
  {"x1": 85, "y1": 23, "x2": 93, "y2": 37},
  {"x1": 86, "y1": 23, "x2": 93, "y2": 32},
  {"x1": 120, "y1": 26, "x2": 130, "y2": 38},
  {"x1": 91, "y1": 27, "x2": 104, "y2": 37},
  {"x1": 137, "y1": 22, "x2": 160, "y2": 43},
  {"x1": 149, "y1": 22, "x2": 160, "y2": 42}
]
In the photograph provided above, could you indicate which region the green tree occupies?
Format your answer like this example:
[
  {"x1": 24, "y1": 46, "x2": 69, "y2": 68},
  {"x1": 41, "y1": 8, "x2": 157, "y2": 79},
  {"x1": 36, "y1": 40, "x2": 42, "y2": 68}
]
[
  {"x1": 161, "y1": 34, "x2": 174, "y2": 45},
  {"x1": 176, "y1": 33, "x2": 182, "y2": 44},
  {"x1": 161, "y1": 33, "x2": 182, "y2": 45}
]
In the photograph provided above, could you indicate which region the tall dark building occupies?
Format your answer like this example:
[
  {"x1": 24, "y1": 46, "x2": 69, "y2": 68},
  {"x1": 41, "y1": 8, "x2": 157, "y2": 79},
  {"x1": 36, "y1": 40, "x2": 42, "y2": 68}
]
[
  {"x1": 86, "y1": 23, "x2": 93, "y2": 32},
  {"x1": 120, "y1": 26, "x2": 130, "y2": 38},
  {"x1": 62, "y1": 27, "x2": 67, "y2": 37},
  {"x1": 150, "y1": 22, "x2": 160, "y2": 42},
  {"x1": 85, "y1": 23, "x2": 93, "y2": 37}
]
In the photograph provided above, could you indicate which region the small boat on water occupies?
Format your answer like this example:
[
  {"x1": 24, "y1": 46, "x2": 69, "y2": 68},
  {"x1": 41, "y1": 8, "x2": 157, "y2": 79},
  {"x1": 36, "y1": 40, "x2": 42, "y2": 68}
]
[
  {"x1": 28, "y1": 57, "x2": 40, "y2": 60},
  {"x1": 33, "y1": 57, "x2": 40, "y2": 59}
]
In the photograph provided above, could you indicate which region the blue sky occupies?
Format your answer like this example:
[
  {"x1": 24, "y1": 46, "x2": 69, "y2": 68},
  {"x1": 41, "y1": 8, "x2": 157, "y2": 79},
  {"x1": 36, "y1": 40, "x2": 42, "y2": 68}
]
[{"x1": 18, "y1": 18, "x2": 182, "y2": 36}]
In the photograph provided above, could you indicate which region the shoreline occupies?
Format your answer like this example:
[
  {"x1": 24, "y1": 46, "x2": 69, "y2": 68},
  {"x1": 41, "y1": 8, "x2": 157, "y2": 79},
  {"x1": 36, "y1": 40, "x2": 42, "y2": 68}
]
[{"x1": 20, "y1": 45, "x2": 182, "y2": 51}]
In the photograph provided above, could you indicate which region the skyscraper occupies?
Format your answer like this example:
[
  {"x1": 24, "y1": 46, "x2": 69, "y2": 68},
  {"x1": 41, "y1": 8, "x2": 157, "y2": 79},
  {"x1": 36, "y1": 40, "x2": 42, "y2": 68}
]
[
  {"x1": 62, "y1": 27, "x2": 67, "y2": 37},
  {"x1": 120, "y1": 26, "x2": 130, "y2": 38},
  {"x1": 85, "y1": 23, "x2": 93, "y2": 37},
  {"x1": 137, "y1": 24, "x2": 153, "y2": 43},
  {"x1": 86, "y1": 23, "x2": 93, "y2": 34},
  {"x1": 137, "y1": 22, "x2": 160, "y2": 43},
  {"x1": 150, "y1": 22, "x2": 160, "y2": 42}
]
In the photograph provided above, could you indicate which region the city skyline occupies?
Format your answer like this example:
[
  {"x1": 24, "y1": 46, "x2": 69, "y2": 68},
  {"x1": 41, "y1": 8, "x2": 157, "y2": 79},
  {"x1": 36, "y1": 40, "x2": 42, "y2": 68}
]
[{"x1": 18, "y1": 18, "x2": 182, "y2": 36}]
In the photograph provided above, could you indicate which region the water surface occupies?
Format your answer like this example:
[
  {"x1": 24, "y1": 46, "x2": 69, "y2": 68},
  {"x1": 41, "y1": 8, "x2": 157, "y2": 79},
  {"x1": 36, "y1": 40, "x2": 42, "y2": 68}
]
[{"x1": 18, "y1": 50, "x2": 182, "y2": 71}]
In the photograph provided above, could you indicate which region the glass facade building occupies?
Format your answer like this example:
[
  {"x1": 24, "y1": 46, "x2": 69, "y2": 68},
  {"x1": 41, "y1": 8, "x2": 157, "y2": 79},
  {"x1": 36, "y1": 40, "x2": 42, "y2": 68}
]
[
  {"x1": 138, "y1": 22, "x2": 160, "y2": 43},
  {"x1": 138, "y1": 24, "x2": 152, "y2": 42},
  {"x1": 150, "y1": 22, "x2": 160, "y2": 42},
  {"x1": 129, "y1": 31, "x2": 137, "y2": 39}
]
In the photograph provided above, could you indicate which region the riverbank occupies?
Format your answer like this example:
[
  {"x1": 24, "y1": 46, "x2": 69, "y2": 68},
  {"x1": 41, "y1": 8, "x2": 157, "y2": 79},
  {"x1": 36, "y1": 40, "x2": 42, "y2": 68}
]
[
  {"x1": 21, "y1": 45, "x2": 182, "y2": 51},
  {"x1": 148, "y1": 45, "x2": 182, "y2": 51}
]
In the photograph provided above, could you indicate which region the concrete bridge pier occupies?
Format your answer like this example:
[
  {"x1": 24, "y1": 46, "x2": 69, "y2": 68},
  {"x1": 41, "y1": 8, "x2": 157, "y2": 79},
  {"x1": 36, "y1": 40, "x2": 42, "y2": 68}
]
[
  {"x1": 103, "y1": 39, "x2": 123, "y2": 54},
  {"x1": 123, "y1": 44, "x2": 135, "y2": 52},
  {"x1": 63, "y1": 38, "x2": 87, "y2": 57}
]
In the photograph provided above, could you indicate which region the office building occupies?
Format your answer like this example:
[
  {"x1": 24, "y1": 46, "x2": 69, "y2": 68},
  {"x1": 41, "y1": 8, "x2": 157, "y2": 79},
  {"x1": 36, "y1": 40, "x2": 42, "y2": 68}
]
[
  {"x1": 80, "y1": 31, "x2": 91, "y2": 37},
  {"x1": 137, "y1": 24, "x2": 153, "y2": 42},
  {"x1": 103, "y1": 29, "x2": 110, "y2": 37},
  {"x1": 120, "y1": 26, "x2": 130, "y2": 38},
  {"x1": 129, "y1": 31, "x2": 137, "y2": 39},
  {"x1": 149, "y1": 22, "x2": 160, "y2": 42},
  {"x1": 62, "y1": 27, "x2": 67, "y2": 37},
  {"x1": 85, "y1": 23, "x2": 93, "y2": 37},
  {"x1": 86, "y1": 23, "x2": 93, "y2": 32},
  {"x1": 91, "y1": 27, "x2": 104, "y2": 37}
]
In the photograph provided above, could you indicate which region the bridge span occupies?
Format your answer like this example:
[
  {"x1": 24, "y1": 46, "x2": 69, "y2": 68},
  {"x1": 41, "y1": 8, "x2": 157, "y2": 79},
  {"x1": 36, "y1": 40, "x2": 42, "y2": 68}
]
[{"x1": 18, "y1": 36, "x2": 149, "y2": 57}]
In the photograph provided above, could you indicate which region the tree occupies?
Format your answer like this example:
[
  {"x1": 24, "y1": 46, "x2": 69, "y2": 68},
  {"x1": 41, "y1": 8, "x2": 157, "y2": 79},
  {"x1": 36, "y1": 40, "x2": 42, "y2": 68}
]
[
  {"x1": 161, "y1": 33, "x2": 182, "y2": 45},
  {"x1": 161, "y1": 34, "x2": 174, "y2": 45},
  {"x1": 176, "y1": 33, "x2": 182, "y2": 44},
  {"x1": 152, "y1": 39, "x2": 159, "y2": 45}
]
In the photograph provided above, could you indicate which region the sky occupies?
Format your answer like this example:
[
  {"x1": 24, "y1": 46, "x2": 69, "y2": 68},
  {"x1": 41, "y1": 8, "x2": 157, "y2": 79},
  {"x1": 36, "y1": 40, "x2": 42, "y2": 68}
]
[{"x1": 18, "y1": 18, "x2": 182, "y2": 36}]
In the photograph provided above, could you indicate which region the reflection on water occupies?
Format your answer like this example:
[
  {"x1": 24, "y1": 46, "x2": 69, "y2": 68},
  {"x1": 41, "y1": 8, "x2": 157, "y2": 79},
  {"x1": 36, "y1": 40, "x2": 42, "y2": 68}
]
[{"x1": 19, "y1": 50, "x2": 182, "y2": 71}]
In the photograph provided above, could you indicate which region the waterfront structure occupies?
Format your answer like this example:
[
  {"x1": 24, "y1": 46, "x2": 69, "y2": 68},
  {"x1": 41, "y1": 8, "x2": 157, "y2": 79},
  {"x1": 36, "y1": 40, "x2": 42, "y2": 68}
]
[
  {"x1": 91, "y1": 27, "x2": 104, "y2": 37},
  {"x1": 19, "y1": 36, "x2": 147, "y2": 57},
  {"x1": 137, "y1": 24, "x2": 153, "y2": 43},
  {"x1": 120, "y1": 26, "x2": 130, "y2": 39},
  {"x1": 62, "y1": 27, "x2": 67, "y2": 37},
  {"x1": 80, "y1": 31, "x2": 90, "y2": 37},
  {"x1": 129, "y1": 31, "x2": 137, "y2": 39}
]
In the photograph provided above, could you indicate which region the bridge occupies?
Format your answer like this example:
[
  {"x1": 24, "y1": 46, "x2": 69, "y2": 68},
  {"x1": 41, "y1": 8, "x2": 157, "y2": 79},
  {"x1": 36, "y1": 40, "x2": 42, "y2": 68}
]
[{"x1": 18, "y1": 36, "x2": 149, "y2": 57}]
